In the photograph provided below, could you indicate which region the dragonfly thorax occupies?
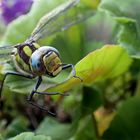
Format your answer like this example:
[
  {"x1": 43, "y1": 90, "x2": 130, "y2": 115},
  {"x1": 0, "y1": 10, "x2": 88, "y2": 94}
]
[{"x1": 30, "y1": 46, "x2": 62, "y2": 77}]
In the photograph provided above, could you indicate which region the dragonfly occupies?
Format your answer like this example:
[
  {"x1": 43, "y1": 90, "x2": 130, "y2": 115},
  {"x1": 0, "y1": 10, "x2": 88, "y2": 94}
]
[{"x1": 0, "y1": 0, "x2": 93, "y2": 115}]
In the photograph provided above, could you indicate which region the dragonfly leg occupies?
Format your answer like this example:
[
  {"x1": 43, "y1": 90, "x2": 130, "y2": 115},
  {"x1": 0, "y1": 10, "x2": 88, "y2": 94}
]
[
  {"x1": 27, "y1": 92, "x2": 56, "y2": 116},
  {"x1": 27, "y1": 98, "x2": 56, "y2": 116},
  {"x1": 62, "y1": 64, "x2": 83, "y2": 81},
  {"x1": 0, "y1": 72, "x2": 34, "y2": 110},
  {"x1": 27, "y1": 76, "x2": 67, "y2": 116},
  {"x1": 30, "y1": 76, "x2": 68, "y2": 96},
  {"x1": 0, "y1": 72, "x2": 33, "y2": 98}
]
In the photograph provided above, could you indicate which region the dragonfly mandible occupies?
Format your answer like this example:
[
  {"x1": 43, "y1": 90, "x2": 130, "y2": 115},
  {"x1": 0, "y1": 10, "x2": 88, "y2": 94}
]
[{"x1": 0, "y1": 0, "x2": 93, "y2": 115}]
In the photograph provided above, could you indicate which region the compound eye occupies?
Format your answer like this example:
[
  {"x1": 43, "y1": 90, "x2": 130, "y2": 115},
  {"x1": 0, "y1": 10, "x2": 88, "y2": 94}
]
[
  {"x1": 30, "y1": 49, "x2": 46, "y2": 75},
  {"x1": 30, "y1": 56, "x2": 41, "y2": 71},
  {"x1": 37, "y1": 62, "x2": 41, "y2": 68}
]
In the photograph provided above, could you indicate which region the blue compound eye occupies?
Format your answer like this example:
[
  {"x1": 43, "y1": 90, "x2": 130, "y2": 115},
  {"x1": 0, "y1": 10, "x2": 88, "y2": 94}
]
[
  {"x1": 34, "y1": 62, "x2": 41, "y2": 70},
  {"x1": 29, "y1": 50, "x2": 46, "y2": 75},
  {"x1": 30, "y1": 58, "x2": 40, "y2": 70},
  {"x1": 37, "y1": 62, "x2": 41, "y2": 68}
]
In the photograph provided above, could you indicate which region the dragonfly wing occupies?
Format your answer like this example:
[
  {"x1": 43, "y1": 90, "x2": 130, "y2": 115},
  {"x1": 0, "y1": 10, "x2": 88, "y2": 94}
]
[
  {"x1": 26, "y1": 0, "x2": 94, "y2": 43},
  {"x1": 0, "y1": 45, "x2": 13, "y2": 50},
  {"x1": 0, "y1": 55, "x2": 12, "y2": 63},
  {"x1": 0, "y1": 45, "x2": 13, "y2": 62}
]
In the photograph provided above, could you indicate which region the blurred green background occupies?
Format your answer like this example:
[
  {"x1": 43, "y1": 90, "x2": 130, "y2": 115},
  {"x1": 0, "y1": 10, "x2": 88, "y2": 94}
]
[{"x1": 0, "y1": 0, "x2": 140, "y2": 140}]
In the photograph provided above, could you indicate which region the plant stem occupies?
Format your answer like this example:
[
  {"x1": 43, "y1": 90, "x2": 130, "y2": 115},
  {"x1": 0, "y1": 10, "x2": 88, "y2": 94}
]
[{"x1": 92, "y1": 113, "x2": 101, "y2": 140}]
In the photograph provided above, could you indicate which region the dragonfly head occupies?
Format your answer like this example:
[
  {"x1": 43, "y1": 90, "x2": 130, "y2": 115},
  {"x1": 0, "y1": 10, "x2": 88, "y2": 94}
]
[{"x1": 30, "y1": 46, "x2": 62, "y2": 77}]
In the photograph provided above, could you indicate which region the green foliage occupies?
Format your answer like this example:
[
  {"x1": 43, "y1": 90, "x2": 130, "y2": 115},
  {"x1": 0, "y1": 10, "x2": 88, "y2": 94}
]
[
  {"x1": 1, "y1": 0, "x2": 62, "y2": 45},
  {"x1": 103, "y1": 97, "x2": 140, "y2": 140},
  {"x1": 8, "y1": 132, "x2": 52, "y2": 140},
  {"x1": 36, "y1": 117, "x2": 71, "y2": 140},
  {"x1": 0, "y1": 0, "x2": 140, "y2": 140},
  {"x1": 4, "y1": 117, "x2": 29, "y2": 139},
  {"x1": 74, "y1": 115, "x2": 98, "y2": 140},
  {"x1": 46, "y1": 45, "x2": 132, "y2": 93},
  {"x1": 0, "y1": 135, "x2": 3, "y2": 140},
  {"x1": 82, "y1": 86, "x2": 102, "y2": 115},
  {"x1": 99, "y1": 0, "x2": 140, "y2": 58},
  {"x1": 1, "y1": 45, "x2": 132, "y2": 95}
]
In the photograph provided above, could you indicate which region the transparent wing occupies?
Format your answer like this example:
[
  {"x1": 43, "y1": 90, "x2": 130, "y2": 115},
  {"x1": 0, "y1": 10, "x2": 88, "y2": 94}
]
[
  {"x1": 26, "y1": 0, "x2": 94, "y2": 43},
  {"x1": 0, "y1": 45, "x2": 13, "y2": 62}
]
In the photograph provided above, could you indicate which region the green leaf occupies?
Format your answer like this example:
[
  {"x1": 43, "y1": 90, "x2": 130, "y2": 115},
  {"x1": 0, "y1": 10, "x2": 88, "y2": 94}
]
[
  {"x1": 102, "y1": 97, "x2": 140, "y2": 140},
  {"x1": 99, "y1": 0, "x2": 140, "y2": 58},
  {"x1": 36, "y1": 117, "x2": 71, "y2": 140},
  {"x1": 82, "y1": 86, "x2": 102, "y2": 115},
  {"x1": 4, "y1": 117, "x2": 29, "y2": 139},
  {"x1": 74, "y1": 115, "x2": 98, "y2": 140},
  {"x1": 46, "y1": 45, "x2": 132, "y2": 93},
  {"x1": 8, "y1": 132, "x2": 51, "y2": 140},
  {"x1": 81, "y1": 0, "x2": 100, "y2": 9},
  {"x1": 0, "y1": 134, "x2": 3, "y2": 140}
]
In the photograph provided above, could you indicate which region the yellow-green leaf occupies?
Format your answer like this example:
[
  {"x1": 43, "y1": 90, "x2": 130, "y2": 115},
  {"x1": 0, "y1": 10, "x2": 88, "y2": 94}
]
[{"x1": 46, "y1": 45, "x2": 132, "y2": 93}]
